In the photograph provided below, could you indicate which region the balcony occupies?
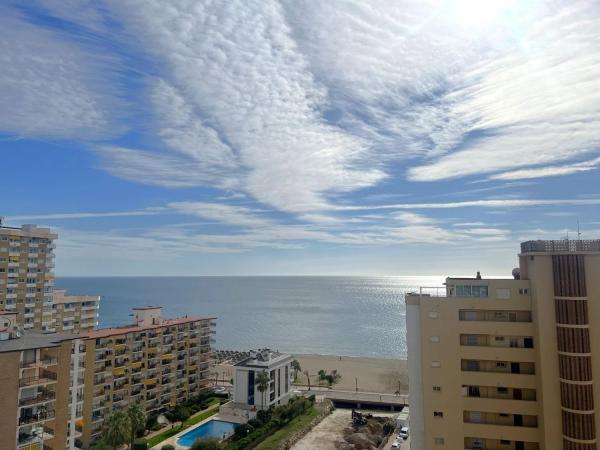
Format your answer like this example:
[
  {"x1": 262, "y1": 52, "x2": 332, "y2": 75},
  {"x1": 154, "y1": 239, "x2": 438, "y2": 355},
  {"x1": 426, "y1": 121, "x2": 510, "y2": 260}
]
[
  {"x1": 19, "y1": 390, "x2": 56, "y2": 407},
  {"x1": 18, "y1": 409, "x2": 56, "y2": 426},
  {"x1": 20, "y1": 372, "x2": 58, "y2": 388}
]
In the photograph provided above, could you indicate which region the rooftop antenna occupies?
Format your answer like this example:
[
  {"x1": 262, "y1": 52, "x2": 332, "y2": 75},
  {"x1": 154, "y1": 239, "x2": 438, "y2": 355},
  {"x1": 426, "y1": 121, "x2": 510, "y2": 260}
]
[{"x1": 577, "y1": 220, "x2": 581, "y2": 240}]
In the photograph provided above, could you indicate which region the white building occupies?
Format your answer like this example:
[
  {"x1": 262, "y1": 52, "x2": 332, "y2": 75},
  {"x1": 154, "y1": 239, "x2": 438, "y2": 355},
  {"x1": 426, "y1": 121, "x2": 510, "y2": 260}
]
[{"x1": 233, "y1": 350, "x2": 294, "y2": 410}]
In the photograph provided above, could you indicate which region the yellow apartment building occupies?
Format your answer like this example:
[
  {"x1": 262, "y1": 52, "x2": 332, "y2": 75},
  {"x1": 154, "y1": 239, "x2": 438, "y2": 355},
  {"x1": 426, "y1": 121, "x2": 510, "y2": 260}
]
[
  {"x1": 78, "y1": 306, "x2": 216, "y2": 448},
  {"x1": 52, "y1": 290, "x2": 100, "y2": 333},
  {"x1": 0, "y1": 223, "x2": 57, "y2": 331},
  {"x1": 406, "y1": 239, "x2": 600, "y2": 450},
  {"x1": 0, "y1": 310, "x2": 85, "y2": 450}
]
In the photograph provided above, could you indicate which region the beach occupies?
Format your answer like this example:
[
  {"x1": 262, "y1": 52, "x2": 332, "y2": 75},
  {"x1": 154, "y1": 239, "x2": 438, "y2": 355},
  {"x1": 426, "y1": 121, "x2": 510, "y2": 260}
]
[
  {"x1": 293, "y1": 354, "x2": 408, "y2": 394},
  {"x1": 214, "y1": 353, "x2": 408, "y2": 395}
]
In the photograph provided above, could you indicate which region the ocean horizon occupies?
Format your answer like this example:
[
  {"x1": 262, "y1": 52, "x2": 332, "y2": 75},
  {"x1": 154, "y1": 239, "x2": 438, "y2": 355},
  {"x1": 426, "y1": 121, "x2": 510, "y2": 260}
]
[{"x1": 56, "y1": 276, "x2": 445, "y2": 359}]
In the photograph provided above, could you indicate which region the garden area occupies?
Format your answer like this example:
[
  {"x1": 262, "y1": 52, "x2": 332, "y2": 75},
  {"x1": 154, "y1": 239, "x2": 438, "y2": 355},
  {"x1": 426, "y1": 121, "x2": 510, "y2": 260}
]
[
  {"x1": 88, "y1": 391, "x2": 229, "y2": 450},
  {"x1": 169, "y1": 395, "x2": 333, "y2": 450}
]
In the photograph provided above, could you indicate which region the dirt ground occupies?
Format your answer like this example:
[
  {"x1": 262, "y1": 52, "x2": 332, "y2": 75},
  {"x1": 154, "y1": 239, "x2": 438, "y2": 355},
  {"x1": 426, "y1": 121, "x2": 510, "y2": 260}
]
[
  {"x1": 292, "y1": 409, "x2": 399, "y2": 450},
  {"x1": 291, "y1": 409, "x2": 353, "y2": 450}
]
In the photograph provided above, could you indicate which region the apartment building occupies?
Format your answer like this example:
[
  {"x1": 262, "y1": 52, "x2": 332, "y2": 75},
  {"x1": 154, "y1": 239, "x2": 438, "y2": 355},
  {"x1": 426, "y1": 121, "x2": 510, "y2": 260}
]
[
  {"x1": 52, "y1": 290, "x2": 100, "y2": 333},
  {"x1": 406, "y1": 239, "x2": 600, "y2": 450},
  {"x1": 232, "y1": 349, "x2": 294, "y2": 410},
  {"x1": 0, "y1": 223, "x2": 57, "y2": 331},
  {"x1": 0, "y1": 310, "x2": 85, "y2": 450},
  {"x1": 78, "y1": 306, "x2": 216, "y2": 448}
]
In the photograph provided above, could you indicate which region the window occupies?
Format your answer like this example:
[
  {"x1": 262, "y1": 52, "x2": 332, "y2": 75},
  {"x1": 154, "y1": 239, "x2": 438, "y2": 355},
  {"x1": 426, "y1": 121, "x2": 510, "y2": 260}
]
[
  {"x1": 430, "y1": 336, "x2": 440, "y2": 343},
  {"x1": 434, "y1": 437, "x2": 445, "y2": 445},
  {"x1": 433, "y1": 386, "x2": 441, "y2": 392},
  {"x1": 431, "y1": 361, "x2": 441, "y2": 368},
  {"x1": 433, "y1": 411, "x2": 443, "y2": 418},
  {"x1": 496, "y1": 288, "x2": 511, "y2": 299},
  {"x1": 428, "y1": 311, "x2": 439, "y2": 319},
  {"x1": 497, "y1": 387, "x2": 509, "y2": 394},
  {"x1": 519, "y1": 288, "x2": 529, "y2": 295},
  {"x1": 457, "y1": 285, "x2": 489, "y2": 297},
  {"x1": 496, "y1": 361, "x2": 507, "y2": 368},
  {"x1": 466, "y1": 335, "x2": 479, "y2": 346},
  {"x1": 494, "y1": 336, "x2": 505, "y2": 342}
]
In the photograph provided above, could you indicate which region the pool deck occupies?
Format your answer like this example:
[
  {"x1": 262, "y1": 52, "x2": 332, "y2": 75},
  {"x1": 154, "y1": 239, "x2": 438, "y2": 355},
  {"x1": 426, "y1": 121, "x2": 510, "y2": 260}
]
[{"x1": 152, "y1": 414, "x2": 235, "y2": 449}]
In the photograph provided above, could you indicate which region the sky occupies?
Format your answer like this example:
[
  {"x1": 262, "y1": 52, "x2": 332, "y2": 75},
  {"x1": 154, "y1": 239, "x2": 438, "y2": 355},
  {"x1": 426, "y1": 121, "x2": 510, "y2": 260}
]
[{"x1": 1, "y1": 0, "x2": 600, "y2": 276}]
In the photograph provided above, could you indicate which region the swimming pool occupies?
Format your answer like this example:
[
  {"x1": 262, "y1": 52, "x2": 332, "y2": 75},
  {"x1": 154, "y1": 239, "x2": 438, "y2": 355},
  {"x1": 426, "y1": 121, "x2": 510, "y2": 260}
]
[{"x1": 176, "y1": 419, "x2": 237, "y2": 447}]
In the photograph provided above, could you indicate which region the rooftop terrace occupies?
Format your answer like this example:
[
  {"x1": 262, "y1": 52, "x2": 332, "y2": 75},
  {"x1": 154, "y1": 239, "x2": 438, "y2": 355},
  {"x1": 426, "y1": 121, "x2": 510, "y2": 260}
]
[{"x1": 521, "y1": 239, "x2": 600, "y2": 254}]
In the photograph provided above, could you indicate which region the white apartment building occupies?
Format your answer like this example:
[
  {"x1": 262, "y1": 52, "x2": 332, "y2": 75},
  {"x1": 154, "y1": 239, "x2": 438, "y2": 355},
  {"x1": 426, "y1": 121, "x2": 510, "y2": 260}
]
[{"x1": 233, "y1": 350, "x2": 294, "y2": 410}]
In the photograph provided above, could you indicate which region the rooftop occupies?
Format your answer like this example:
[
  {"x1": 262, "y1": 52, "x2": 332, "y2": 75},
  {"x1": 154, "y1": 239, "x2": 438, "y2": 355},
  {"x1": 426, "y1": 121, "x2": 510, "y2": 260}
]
[
  {"x1": 52, "y1": 290, "x2": 100, "y2": 304},
  {"x1": 0, "y1": 331, "x2": 75, "y2": 353},
  {"x1": 521, "y1": 239, "x2": 600, "y2": 254},
  {"x1": 82, "y1": 315, "x2": 215, "y2": 339},
  {"x1": 0, "y1": 223, "x2": 57, "y2": 239},
  {"x1": 235, "y1": 348, "x2": 293, "y2": 368}
]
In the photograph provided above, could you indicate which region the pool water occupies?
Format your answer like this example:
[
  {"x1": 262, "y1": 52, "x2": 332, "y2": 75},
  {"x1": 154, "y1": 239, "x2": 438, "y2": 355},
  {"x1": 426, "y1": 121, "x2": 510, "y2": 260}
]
[{"x1": 177, "y1": 420, "x2": 237, "y2": 447}]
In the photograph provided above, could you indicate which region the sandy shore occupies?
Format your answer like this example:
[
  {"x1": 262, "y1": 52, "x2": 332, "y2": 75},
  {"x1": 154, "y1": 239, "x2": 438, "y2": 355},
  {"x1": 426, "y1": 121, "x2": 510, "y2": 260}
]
[{"x1": 293, "y1": 354, "x2": 407, "y2": 394}]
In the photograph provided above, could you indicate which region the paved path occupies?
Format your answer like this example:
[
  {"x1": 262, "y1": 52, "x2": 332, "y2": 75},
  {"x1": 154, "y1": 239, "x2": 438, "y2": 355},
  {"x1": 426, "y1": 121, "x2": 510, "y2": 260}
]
[{"x1": 299, "y1": 386, "x2": 408, "y2": 408}]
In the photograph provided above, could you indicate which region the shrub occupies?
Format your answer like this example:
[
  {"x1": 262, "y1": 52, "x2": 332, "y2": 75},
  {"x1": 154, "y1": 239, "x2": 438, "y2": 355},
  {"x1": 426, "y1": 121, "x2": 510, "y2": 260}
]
[
  {"x1": 383, "y1": 421, "x2": 395, "y2": 436},
  {"x1": 88, "y1": 441, "x2": 111, "y2": 450},
  {"x1": 161, "y1": 445, "x2": 176, "y2": 450},
  {"x1": 133, "y1": 437, "x2": 148, "y2": 449}
]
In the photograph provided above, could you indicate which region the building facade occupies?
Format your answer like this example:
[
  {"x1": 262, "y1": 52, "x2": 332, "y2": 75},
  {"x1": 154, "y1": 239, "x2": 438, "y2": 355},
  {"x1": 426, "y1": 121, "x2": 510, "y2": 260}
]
[
  {"x1": 52, "y1": 290, "x2": 100, "y2": 333},
  {"x1": 406, "y1": 239, "x2": 600, "y2": 450},
  {"x1": 0, "y1": 224, "x2": 57, "y2": 331},
  {"x1": 233, "y1": 350, "x2": 293, "y2": 410},
  {"x1": 78, "y1": 307, "x2": 216, "y2": 448},
  {"x1": 0, "y1": 310, "x2": 84, "y2": 450}
]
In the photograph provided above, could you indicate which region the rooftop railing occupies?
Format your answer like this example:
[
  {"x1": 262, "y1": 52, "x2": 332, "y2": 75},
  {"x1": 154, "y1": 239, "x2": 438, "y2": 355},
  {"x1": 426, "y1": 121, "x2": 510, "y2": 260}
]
[{"x1": 521, "y1": 239, "x2": 600, "y2": 253}]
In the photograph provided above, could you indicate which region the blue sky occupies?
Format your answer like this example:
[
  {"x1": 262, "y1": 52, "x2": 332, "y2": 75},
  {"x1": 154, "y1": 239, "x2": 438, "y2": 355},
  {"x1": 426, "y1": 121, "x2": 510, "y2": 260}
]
[{"x1": 2, "y1": 0, "x2": 600, "y2": 276}]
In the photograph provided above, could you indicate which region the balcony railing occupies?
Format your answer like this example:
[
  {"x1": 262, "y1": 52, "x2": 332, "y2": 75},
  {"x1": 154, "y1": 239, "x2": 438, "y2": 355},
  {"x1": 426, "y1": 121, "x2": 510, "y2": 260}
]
[
  {"x1": 18, "y1": 409, "x2": 55, "y2": 425},
  {"x1": 20, "y1": 372, "x2": 58, "y2": 387},
  {"x1": 19, "y1": 391, "x2": 56, "y2": 407}
]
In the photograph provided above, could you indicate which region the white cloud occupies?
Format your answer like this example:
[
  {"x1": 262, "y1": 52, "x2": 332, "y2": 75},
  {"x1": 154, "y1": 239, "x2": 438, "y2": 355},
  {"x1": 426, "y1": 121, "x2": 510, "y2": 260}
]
[
  {"x1": 97, "y1": 146, "x2": 239, "y2": 189},
  {"x1": 168, "y1": 202, "x2": 272, "y2": 228},
  {"x1": 98, "y1": 0, "x2": 385, "y2": 212},
  {"x1": 5, "y1": 208, "x2": 164, "y2": 222},
  {"x1": 393, "y1": 212, "x2": 433, "y2": 225},
  {"x1": 408, "y1": 2, "x2": 600, "y2": 181},
  {"x1": 490, "y1": 157, "x2": 600, "y2": 180},
  {"x1": 338, "y1": 198, "x2": 600, "y2": 211},
  {"x1": 0, "y1": 8, "x2": 121, "y2": 139}
]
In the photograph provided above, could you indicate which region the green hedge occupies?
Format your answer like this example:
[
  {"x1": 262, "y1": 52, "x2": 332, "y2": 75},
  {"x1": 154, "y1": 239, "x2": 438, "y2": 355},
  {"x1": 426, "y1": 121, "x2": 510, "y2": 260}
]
[{"x1": 133, "y1": 438, "x2": 148, "y2": 449}]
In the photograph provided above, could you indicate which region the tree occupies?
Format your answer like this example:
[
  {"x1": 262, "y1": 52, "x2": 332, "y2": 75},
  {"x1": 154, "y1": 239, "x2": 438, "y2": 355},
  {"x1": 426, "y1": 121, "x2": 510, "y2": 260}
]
[
  {"x1": 291, "y1": 359, "x2": 301, "y2": 380},
  {"x1": 303, "y1": 370, "x2": 311, "y2": 390},
  {"x1": 325, "y1": 370, "x2": 341, "y2": 387},
  {"x1": 318, "y1": 369, "x2": 327, "y2": 384},
  {"x1": 255, "y1": 370, "x2": 270, "y2": 410},
  {"x1": 161, "y1": 446, "x2": 176, "y2": 450},
  {"x1": 88, "y1": 441, "x2": 111, "y2": 450},
  {"x1": 127, "y1": 403, "x2": 146, "y2": 449},
  {"x1": 173, "y1": 405, "x2": 192, "y2": 428},
  {"x1": 190, "y1": 437, "x2": 221, "y2": 450},
  {"x1": 103, "y1": 411, "x2": 131, "y2": 450}
]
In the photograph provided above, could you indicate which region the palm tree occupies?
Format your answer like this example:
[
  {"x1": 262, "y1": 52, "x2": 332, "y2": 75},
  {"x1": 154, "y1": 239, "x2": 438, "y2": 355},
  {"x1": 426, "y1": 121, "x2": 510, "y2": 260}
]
[
  {"x1": 255, "y1": 370, "x2": 270, "y2": 410},
  {"x1": 303, "y1": 370, "x2": 311, "y2": 390},
  {"x1": 103, "y1": 410, "x2": 131, "y2": 450},
  {"x1": 126, "y1": 403, "x2": 146, "y2": 449},
  {"x1": 291, "y1": 360, "x2": 301, "y2": 380}
]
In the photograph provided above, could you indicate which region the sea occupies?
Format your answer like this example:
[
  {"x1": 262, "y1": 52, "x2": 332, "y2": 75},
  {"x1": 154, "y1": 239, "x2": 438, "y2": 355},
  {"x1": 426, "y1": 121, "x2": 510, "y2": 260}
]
[{"x1": 56, "y1": 276, "x2": 444, "y2": 359}]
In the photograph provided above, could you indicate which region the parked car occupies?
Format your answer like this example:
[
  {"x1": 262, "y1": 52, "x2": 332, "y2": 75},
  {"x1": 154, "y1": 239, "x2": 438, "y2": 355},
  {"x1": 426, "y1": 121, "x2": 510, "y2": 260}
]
[
  {"x1": 391, "y1": 440, "x2": 401, "y2": 449},
  {"x1": 399, "y1": 426, "x2": 409, "y2": 440}
]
